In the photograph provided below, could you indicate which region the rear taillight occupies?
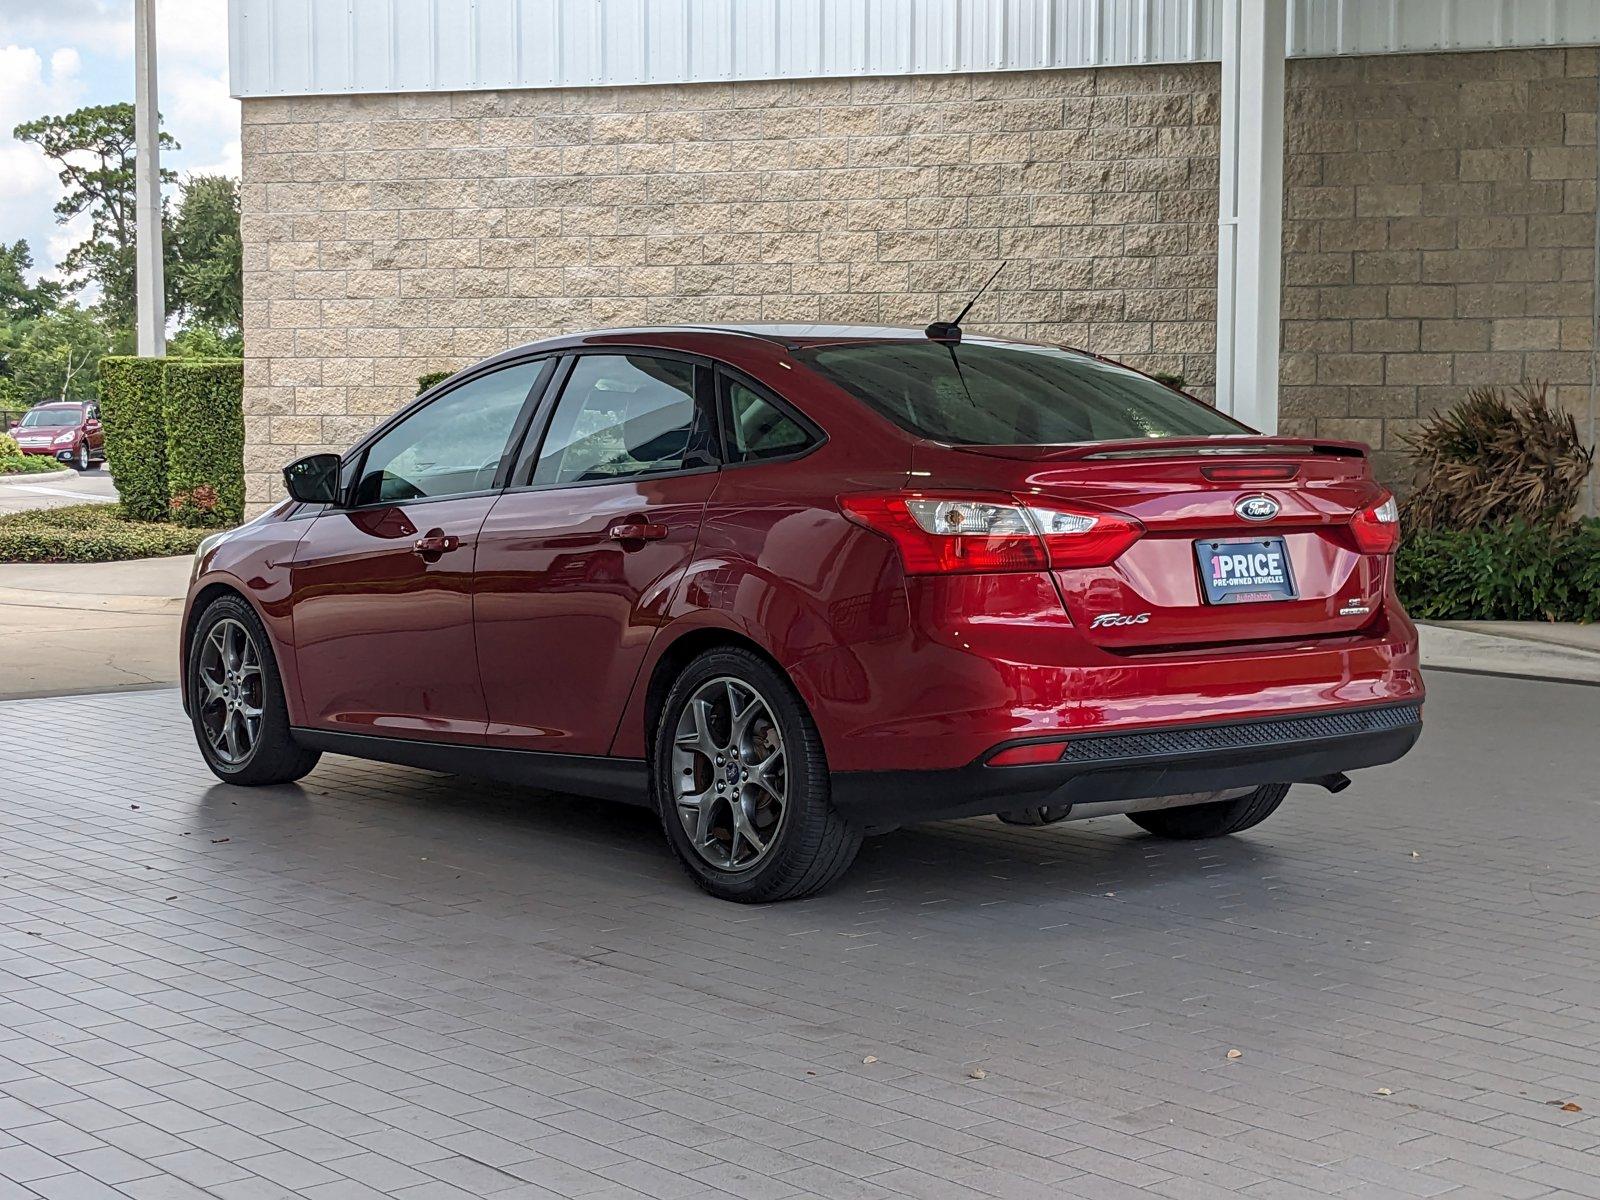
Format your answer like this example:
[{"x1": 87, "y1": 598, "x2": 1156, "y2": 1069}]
[
  {"x1": 839, "y1": 492, "x2": 1142, "y2": 574},
  {"x1": 1350, "y1": 493, "x2": 1400, "y2": 554}
]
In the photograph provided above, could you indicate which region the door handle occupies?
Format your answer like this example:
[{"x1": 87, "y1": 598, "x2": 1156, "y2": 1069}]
[
  {"x1": 608, "y1": 522, "x2": 669, "y2": 542},
  {"x1": 413, "y1": 533, "x2": 461, "y2": 557}
]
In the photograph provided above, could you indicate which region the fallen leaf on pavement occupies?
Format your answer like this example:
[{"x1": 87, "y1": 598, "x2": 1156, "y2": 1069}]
[
  {"x1": 1226, "y1": 1049, "x2": 1243, "y2": 1060},
  {"x1": 211, "y1": 838, "x2": 230, "y2": 844},
  {"x1": 862, "y1": 1056, "x2": 877, "y2": 1065},
  {"x1": 1561, "y1": 1102, "x2": 1583, "y2": 1113},
  {"x1": 968, "y1": 1068, "x2": 987, "y2": 1080},
  {"x1": 1375, "y1": 1088, "x2": 1393, "y2": 1096}
]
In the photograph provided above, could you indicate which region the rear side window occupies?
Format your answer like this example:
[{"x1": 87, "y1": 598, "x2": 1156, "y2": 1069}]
[
  {"x1": 725, "y1": 380, "x2": 814, "y2": 463},
  {"x1": 532, "y1": 355, "x2": 711, "y2": 486},
  {"x1": 795, "y1": 342, "x2": 1246, "y2": 445}
]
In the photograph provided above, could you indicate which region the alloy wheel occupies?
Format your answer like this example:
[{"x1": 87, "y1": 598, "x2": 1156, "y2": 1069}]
[
  {"x1": 670, "y1": 676, "x2": 788, "y2": 872},
  {"x1": 197, "y1": 618, "x2": 265, "y2": 766}
]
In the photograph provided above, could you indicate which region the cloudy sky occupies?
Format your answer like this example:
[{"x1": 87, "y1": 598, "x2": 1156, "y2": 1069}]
[{"x1": 1, "y1": 0, "x2": 238, "y2": 288}]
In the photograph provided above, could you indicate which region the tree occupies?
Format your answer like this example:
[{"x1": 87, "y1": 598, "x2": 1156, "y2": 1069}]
[
  {"x1": 0, "y1": 241, "x2": 67, "y2": 321},
  {"x1": 170, "y1": 175, "x2": 242, "y2": 336},
  {"x1": 13, "y1": 103, "x2": 177, "y2": 326},
  {"x1": 0, "y1": 306, "x2": 111, "y2": 404},
  {"x1": 167, "y1": 324, "x2": 242, "y2": 359}
]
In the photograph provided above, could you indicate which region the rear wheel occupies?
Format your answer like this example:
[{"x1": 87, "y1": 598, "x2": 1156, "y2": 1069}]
[
  {"x1": 1127, "y1": 783, "x2": 1289, "y2": 839},
  {"x1": 188, "y1": 594, "x2": 321, "y2": 786},
  {"x1": 652, "y1": 647, "x2": 861, "y2": 902}
]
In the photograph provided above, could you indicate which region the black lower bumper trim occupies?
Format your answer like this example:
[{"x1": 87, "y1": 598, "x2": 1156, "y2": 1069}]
[{"x1": 829, "y1": 702, "x2": 1422, "y2": 828}]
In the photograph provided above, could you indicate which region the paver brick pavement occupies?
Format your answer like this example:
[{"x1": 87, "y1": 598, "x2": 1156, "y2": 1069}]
[{"x1": 0, "y1": 670, "x2": 1596, "y2": 1197}]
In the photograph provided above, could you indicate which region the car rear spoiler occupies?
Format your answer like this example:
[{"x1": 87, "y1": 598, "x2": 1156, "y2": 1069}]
[{"x1": 1034, "y1": 436, "x2": 1370, "y2": 462}]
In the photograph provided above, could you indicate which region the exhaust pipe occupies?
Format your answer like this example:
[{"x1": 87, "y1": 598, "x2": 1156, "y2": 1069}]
[{"x1": 1310, "y1": 772, "x2": 1352, "y2": 793}]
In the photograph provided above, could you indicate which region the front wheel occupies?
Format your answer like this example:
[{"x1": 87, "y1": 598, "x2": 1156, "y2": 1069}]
[
  {"x1": 187, "y1": 594, "x2": 321, "y2": 786},
  {"x1": 73, "y1": 444, "x2": 89, "y2": 471},
  {"x1": 1127, "y1": 783, "x2": 1290, "y2": 839},
  {"x1": 652, "y1": 647, "x2": 861, "y2": 902}
]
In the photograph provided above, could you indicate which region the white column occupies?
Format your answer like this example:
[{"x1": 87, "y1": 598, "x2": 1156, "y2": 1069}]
[
  {"x1": 1215, "y1": 0, "x2": 1286, "y2": 432},
  {"x1": 134, "y1": 0, "x2": 166, "y2": 357}
]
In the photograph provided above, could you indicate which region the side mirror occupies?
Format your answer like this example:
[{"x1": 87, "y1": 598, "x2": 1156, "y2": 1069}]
[{"x1": 283, "y1": 453, "x2": 343, "y2": 505}]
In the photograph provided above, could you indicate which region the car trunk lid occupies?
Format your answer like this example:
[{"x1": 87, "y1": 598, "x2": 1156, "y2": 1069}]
[{"x1": 919, "y1": 439, "x2": 1393, "y2": 651}]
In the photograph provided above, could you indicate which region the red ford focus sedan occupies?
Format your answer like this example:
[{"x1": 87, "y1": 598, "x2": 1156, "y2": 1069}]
[{"x1": 182, "y1": 325, "x2": 1422, "y2": 901}]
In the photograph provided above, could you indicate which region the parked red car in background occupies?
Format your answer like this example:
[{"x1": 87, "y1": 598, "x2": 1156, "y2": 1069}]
[
  {"x1": 181, "y1": 324, "x2": 1423, "y2": 902},
  {"x1": 8, "y1": 402, "x2": 106, "y2": 471}
]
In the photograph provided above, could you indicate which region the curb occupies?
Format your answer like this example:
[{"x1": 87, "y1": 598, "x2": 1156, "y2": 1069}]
[
  {"x1": 0, "y1": 468, "x2": 76, "y2": 484},
  {"x1": 1417, "y1": 622, "x2": 1600, "y2": 686}
]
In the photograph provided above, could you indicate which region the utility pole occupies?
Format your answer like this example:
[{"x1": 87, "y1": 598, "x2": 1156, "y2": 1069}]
[{"x1": 133, "y1": 0, "x2": 166, "y2": 357}]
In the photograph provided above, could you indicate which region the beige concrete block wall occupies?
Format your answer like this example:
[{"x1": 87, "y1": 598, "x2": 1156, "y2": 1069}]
[
  {"x1": 1281, "y1": 46, "x2": 1598, "y2": 500},
  {"x1": 240, "y1": 47, "x2": 1598, "y2": 513},
  {"x1": 239, "y1": 63, "x2": 1223, "y2": 510}
]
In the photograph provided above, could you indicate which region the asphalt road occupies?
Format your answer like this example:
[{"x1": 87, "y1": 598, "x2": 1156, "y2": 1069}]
[
  {"x1": 0, "y1": 466, "x2": 120, "y2": 515},
  {"x1": 0, "y1": 669, "x2": 1595, "y2": 1199}
]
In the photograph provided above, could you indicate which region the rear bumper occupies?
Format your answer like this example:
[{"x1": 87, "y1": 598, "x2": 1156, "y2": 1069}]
[{"x1": 829, "y1": 701, "x2": 1422, "y2": 828}]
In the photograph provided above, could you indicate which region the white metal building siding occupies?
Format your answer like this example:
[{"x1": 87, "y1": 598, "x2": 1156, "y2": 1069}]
[{"x1": 229, "y1": 0, "x2": 1600, "y2": 98}]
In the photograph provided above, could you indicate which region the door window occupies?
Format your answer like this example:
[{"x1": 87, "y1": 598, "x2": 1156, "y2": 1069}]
[
  {"x1": 355, "y1": 361, "x2": 543, "y2": 505},
  {"x1": 725, "y1": 380, "x2": 814, "y2": 463},
  {"x1": 531, "y1": 355, "x2": 711, "y2": 486}
]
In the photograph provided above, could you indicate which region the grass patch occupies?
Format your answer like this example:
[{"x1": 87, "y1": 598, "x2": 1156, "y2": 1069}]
[{"x1": 0, "y1": 503, "x2": 224, "y2": 564}]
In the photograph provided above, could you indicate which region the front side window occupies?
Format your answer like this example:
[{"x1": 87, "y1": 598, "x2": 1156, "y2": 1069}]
[
  {"x1": 19, "y1": 406, "x2": 83, "y2": 429},
  {"x1": 795, "y1": 342, "x2": 1247, "y2": 445},
  {"x1": 532, "y1": 355, "x2": 710, "y2": 486},
  {"x1": 355, "y1": 361, "x2": 542, "y2": 505},
  {"x1": 725, "y1": 380, "x2": 813, "y2": 463}
]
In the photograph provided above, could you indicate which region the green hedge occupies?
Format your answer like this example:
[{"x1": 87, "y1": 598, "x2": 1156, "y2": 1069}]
[
  {"x1": 417, "y1": 370, "x2": 452, "y2": 395},
  {"x1": 0, "y1": 503, "x2": 221, "y2": 563},
  {"x1": 0, "y1": 433, "x2": 69, "y2": 475},
  {"x1": 163, "y1": 359, "x2": 245, "y2": 526},
  {"x1": 1396, "y1": 520, "x2": 1600, "y2": 623},
  {"x1": 98, "y1": 356, "x2": 169, "y2": 520}
]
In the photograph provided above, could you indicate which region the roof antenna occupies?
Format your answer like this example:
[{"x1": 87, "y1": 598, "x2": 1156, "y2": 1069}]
[{"x1": 926, "y1": 261, "x2": 1006, "y2": 343}]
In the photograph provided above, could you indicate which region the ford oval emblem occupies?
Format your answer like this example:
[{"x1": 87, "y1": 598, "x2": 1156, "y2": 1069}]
[{"x1": 1236, "y1": 494, "x2": 1280, "y2": 521}]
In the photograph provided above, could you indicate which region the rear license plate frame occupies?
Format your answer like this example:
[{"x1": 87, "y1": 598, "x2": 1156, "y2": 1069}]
[{"x1": 1195, "y1": 536, "x2": 1298, "y2": 605}]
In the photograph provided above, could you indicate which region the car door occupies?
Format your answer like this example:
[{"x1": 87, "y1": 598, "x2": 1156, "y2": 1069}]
[
  {"x1": 288, "y1": 359, "x2": 550, "y2": 742},
  {"x1": 82, "y1": 404, "x2": 104, "y2": 455},
  {"x1": 474, "y1": 352, "x2": 718, "y2": 755}
]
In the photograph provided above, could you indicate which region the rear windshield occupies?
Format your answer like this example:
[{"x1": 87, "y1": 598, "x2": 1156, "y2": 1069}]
[{"x1": 795, "y1": 342, "x2": 1246, "y2": 445}]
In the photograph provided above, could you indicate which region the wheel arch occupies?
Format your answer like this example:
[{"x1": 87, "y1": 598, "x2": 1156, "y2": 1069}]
[
  {"x1": 181, "y1": 577, "x2": 300, "y2": 722},
  {"x1": 637, "y1": 626, "x2": 790, "y2": 757}
]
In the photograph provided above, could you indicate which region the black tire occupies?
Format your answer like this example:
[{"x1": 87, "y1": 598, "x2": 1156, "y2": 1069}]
[
  {"x1": 187, "y1": 593, "x2": 321, "y2": 786},
  {"x1": 1127, "y1": 783, "x2": 1290, "y2": 839},
  {"x1": 73, "y1": 444, "x2": 89, "y2": 471},
  {"x1": 652, "y1": 647, "x2": 861, "y2": 902}
]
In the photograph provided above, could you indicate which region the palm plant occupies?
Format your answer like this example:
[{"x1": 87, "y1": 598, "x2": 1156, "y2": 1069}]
[{"x1": 1402, "y1": 381, "x2": 1594, "y2": 530}]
